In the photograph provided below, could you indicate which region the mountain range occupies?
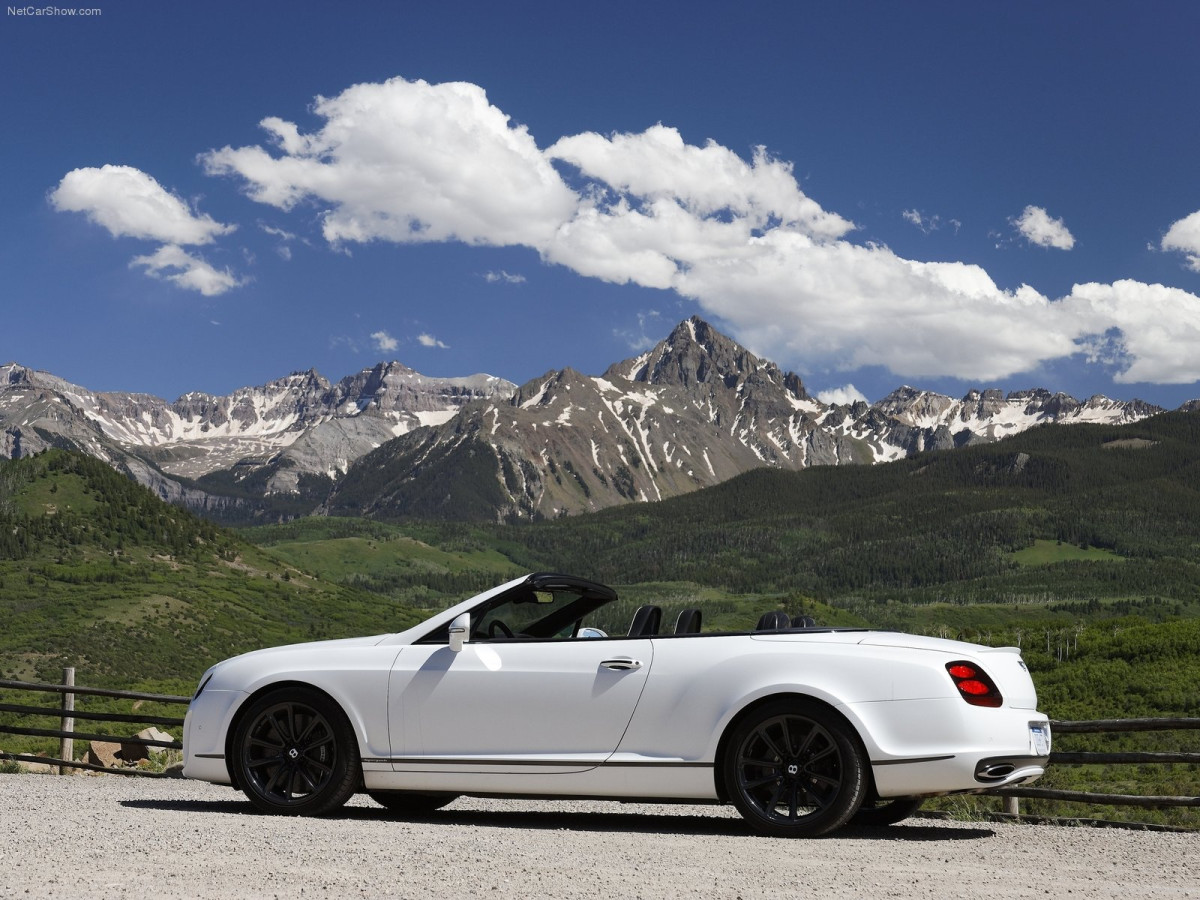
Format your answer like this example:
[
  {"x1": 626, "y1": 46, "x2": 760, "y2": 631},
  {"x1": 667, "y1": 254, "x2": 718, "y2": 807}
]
[
  {"x1": 0, "y1": 361, "x2": 513, "y2": 511},
  {"x1": 1, "y1": 317, "x2": 1181, "y2": 522}
]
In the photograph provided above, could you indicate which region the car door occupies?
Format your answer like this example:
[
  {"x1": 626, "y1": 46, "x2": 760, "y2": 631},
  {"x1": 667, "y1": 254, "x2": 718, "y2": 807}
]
[{"x1": 387, "y1": 637, "x2": 653, "y2": 771}]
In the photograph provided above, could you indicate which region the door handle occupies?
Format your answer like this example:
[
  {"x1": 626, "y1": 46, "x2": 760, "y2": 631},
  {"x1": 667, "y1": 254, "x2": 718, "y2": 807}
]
[{"x1": 600, "y1": 658, "x2": 643, "y2": 671}]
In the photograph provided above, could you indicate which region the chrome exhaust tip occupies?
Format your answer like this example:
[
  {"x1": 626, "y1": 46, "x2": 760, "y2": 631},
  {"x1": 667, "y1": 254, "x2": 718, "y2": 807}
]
[{"x1": 975, "y1": 762, "x2": 1017, "y2": 782}]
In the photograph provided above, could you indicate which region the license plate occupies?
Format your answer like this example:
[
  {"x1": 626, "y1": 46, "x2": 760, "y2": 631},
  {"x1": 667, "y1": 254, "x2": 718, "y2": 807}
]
[{"x1": 1030, "y1": 722, "x2": 1051, "y2": 756}]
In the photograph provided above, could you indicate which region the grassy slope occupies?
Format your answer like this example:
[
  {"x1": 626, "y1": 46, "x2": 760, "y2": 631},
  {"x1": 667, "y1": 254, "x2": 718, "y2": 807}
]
[{"x1": 0, "y1": 452, "x2": 427, "y2": 693}]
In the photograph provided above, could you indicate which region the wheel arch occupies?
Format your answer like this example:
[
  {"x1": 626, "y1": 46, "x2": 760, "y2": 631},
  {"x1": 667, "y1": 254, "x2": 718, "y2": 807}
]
[
  {"x1": 712, "y1": 691, "x2": 871, "y2": 803},
  {"x1": 223, "y1": 679, "x2": 363, "y2": 791}
]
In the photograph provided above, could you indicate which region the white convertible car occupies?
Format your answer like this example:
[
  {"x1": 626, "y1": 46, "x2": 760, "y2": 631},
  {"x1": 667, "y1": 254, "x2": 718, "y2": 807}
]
[{"x1": 184, "y1": 573, "x2": 1050, "y2": 836}]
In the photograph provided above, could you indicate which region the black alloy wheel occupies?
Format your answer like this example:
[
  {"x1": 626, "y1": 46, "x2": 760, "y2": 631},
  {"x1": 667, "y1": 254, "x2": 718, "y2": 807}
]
[
  {"x1": 724, "y1": 699, "x2": 866, "y2": 837},
  {"x1": 233, "y1": 687, "x2": 360, "y2": 816}
]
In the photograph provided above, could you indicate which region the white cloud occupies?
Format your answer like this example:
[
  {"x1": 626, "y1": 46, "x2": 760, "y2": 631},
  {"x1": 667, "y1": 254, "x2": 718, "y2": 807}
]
[
  {"x1": 371, "y1": 330, "x2": 398, "y2": 352},
  {"x1": 259, "y1": 223, "x2": 296, "y2": 241},
  {"x1": 51, "y1": 165, "x2": 233, "y2": 245},
  {"x1": 202, "y1": 77, "x2": 578, "y2": 248},
  {"x1": 1058, "y1": 280, "x2": 1200, "y2": 383},
  {"x1": 51, "y1": 165, "x2": 244, "y2": 294},
  {"x1": 198, "y1": 76, "x2": 1200, "y2": 386},
  {"x1": 1012, "y1": 205, "x2": 1075, "y2": 250},
  {"x1": 539, "y1": 126, "x2": 853, "y2": 289},
  {"x1": 418, "y1": 333, "x2": 449, "y2": 349},
  {"x1": 816, "y1": 384, "x2": 869, "y2": 406},
  {"x1": 329, "y1": 335, "x2": 361, "y2": 353},
  {"x1": 484, "y1": 270, "x2": 526, "y2": 284},
  {"x1": 1162, "y1": 210, "x2": 1200, "y2": 272},
  {"x1": 902, "y1": 209, "x2": 959, "y2": 235},
  {"x1": 547, "y1": 126, "x2": 853, "y2": 241},
  {"x1": 613, "y1": 310, "x2": 664, "y2": 352},
  {"x1": 259, "y1": 224, "x2": 299, "y2": 261},
  {"x1": 674, "y1": 236, "x2": 1081, "y2": 382},
  {"x1": 129, "y1": 245, "x2": 242, "y2": 296}
]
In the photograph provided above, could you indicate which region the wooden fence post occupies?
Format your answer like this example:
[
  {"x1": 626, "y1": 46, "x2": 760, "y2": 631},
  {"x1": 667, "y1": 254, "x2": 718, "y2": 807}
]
[
  {"x1": 1003, "y1": 795, "x2": 1019, "y2": 818},
  {"x1": 59, "y1": 667, "x2": 74, "y2": 776}
]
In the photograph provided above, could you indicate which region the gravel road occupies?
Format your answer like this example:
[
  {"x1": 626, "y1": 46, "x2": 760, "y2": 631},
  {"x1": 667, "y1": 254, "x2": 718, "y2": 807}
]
[{"x1": 0, "y1": 773, "x2": 1195, "y2": 899}]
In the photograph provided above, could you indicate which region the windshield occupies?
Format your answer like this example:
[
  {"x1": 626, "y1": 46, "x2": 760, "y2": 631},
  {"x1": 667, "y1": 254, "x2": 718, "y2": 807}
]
[{"x1": 417, "y1": 574, "x2": 616, "y2": 643}]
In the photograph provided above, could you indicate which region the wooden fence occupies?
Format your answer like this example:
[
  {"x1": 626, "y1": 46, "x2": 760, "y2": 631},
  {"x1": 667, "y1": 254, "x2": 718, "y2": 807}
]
[
  {"x1": 989, "y1": 717, "x2": 1200, "y2": 816},
  {"x1": 0, "y1": 668, "x2": 188, "y2": 777},
  {"x1": 1, "y1": 672, "x2": 1197, "y2": 817}
]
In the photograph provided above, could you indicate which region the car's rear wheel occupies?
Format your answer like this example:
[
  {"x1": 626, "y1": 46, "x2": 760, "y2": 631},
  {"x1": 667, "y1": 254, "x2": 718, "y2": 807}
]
[
  {"x1": 724, "y1": 699, "x2": 867, "y2": 837},
  {"x1": 368, "y1": 791, "x2": 458, "y2": 814},
  {"x1": 850, "y1": 794, "x2": 924, "y2": 827},
  {"x1": 232, "y1": 687, "x2": 359, "y2": 816}
]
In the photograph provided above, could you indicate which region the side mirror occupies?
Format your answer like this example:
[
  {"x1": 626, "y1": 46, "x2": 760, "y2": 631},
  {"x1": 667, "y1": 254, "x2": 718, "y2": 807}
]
[{"x1": 448, "y1": 613, "x2": 470, "y2": 652}]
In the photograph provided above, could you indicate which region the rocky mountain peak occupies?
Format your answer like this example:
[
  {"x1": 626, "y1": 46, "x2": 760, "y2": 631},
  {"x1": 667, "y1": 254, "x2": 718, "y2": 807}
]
[
  {"x1": 2, "y1": 363, "x2": 34, "y2": 386},
  {"x1": 277, "y1": 368, "x2": 333, "y2": 392},
  {"x1": 356, "y1": 360, "x2": 417, "y2": 393},
  {"x1": 962, "y1": 388, "x2": 1005, "y2": 403},
  {"x1": 510, "y1": 367, "x2": 595, "y2": 410},
  {"x1": 605, "y1": 316, "x2": 810, "y2": 402},
  {"x1": 874, "y1": 386, "x2": 954, "y2": 423}
]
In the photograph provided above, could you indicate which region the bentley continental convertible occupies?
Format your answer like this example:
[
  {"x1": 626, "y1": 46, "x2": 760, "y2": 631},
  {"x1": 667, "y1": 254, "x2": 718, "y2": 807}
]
[{"x1": 183, "y1": 573, "x2": 1051, "y2": 837}]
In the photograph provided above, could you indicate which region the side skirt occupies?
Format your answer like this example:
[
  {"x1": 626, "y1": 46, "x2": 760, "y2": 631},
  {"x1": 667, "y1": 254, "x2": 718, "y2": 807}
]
[{"x1": 362, "y1": 759, "x2": 718, "y2": 801}]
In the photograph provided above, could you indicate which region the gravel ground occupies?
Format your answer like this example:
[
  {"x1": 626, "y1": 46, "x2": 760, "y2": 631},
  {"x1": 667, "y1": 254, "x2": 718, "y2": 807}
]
[{"x1": 0, "y1": 773, "x2": 1195, "y2": 899}]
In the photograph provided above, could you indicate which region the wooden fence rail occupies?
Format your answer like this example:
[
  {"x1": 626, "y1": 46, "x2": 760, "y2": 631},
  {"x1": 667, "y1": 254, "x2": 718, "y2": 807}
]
[
  {"x1": 988, "y1": 717, "x2": 1200, "y2": 814},
  {"x1": 0, "y1": 677, "x2": 190, "y2": 704},
  {"x1": 2, "y1": 673, "x2": 1197, "y2": 815},
  {"x1": 0, "y1": 669, "x2": 188, "y2": 777}
]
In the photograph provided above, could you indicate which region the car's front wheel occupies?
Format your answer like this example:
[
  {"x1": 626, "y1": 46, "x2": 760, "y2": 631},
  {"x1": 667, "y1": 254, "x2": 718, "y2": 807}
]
[
  {"x1": 723, "y1": 699, "x2": 867, "y2": 837},
  {"x1": 232, "y1": 686, "x2": 360, "y2": 816}
]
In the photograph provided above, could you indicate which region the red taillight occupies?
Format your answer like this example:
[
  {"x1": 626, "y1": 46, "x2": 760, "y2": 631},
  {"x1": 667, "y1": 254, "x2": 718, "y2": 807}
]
[
  {"x1": 946, "y1": 660, "x2": 1003, "y2": 708},
  {"x1": 957, "y1": 680, "x2": 991, "y2": 695}
]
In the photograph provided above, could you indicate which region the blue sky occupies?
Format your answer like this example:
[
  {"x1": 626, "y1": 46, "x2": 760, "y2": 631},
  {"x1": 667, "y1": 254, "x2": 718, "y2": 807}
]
[{"x1": 4, "y1": 0, "x2": 1200, "y2": 408}]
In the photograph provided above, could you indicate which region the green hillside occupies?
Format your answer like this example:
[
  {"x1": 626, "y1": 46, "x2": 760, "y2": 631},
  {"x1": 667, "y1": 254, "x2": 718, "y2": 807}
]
[
  {"x1": 480, "y1": 412, "x2": 1200, "y2": 611},
  {"x1": 242, "y1": 516, "x2": 523, "y2": 608},
  {"x1": 0, "y1": 451, "x2": 426, "y2": 693},
  {"x1": 256, "y1": 413, "x2": 1200, "y2": 626}
]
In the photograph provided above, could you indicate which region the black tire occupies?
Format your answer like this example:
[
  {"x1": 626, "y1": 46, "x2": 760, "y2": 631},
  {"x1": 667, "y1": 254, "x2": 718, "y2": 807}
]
[
  {"x1": 850, "y1": 795, "x2": 924, "y2": 827},
  {"x1": 723, "y1": 699, "x2": 867, "y2": 837},
  {"x1": 368, "y1": 791, "x2": 458, "y2": 814},
  {"x1": 232, "y1": 686, "x2": 360, "y2": 816}
]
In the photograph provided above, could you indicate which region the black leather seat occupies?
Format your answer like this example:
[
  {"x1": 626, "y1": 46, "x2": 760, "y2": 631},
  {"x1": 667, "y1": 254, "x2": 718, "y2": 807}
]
[
  {"x1": 754, "y1": 610, "x2": 791, "y2": 631},
  {"x1": 674, "y1": 608, "x2": 702, "y2": 635},
  {"x1": 628, "y1": 605, "x2": 662, "y2": 637}
]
